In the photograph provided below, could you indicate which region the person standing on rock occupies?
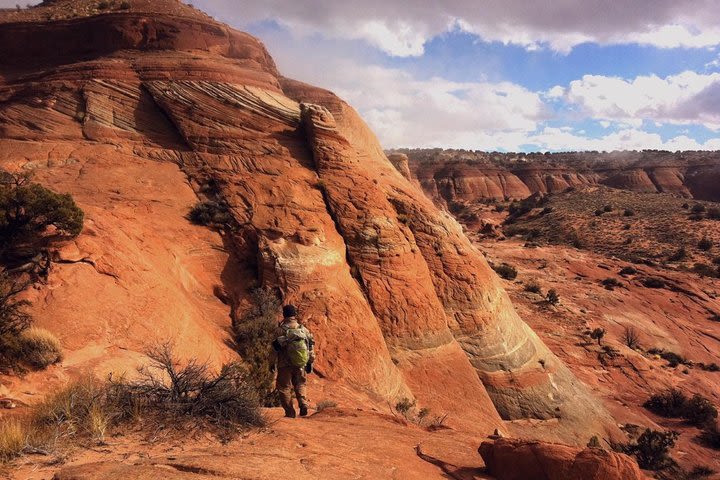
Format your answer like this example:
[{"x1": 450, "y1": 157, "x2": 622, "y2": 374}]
[{"x1": 270, "y1": 304, "x2": 315, "y2": 418}]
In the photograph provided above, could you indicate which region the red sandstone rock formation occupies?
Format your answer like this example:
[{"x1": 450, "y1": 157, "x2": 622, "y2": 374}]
[
  {"x1": 479, "y1": 438, "x2": 645, "y2": 480},
  {"x1": 401, "y1": 149, "x2": 720, "y2": 204},
  {"x1": 0, "y1": 0, "x2": 618, "y2": 446}
]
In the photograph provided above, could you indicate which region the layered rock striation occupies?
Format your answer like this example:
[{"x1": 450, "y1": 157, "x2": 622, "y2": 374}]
[
  {"x1": 1, "y1": 0, "x2": 617, "y2": 443},
  {"x1": 402, "y1": 149, "x2": 720, "y2": 205}
]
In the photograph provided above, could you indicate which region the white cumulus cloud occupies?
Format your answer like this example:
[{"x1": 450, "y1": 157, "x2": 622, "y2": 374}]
[
  {"x1": 550, "y1": 71, "x2": 720, "y2": 130},
  {"x1": 191, "y1": 0, "x2": 720, "y2": 56}
]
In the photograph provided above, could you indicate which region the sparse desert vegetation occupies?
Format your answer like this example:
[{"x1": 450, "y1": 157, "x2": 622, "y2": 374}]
[
  {"x1": 495, "y1": 187, "x2": 720, "y2": 271},
  {"x1": 0, "y1": 273, "x2": 62, "y2": 373},
  {"x1": 0, "y1": 345, "x2": 265, "y2": 463}
]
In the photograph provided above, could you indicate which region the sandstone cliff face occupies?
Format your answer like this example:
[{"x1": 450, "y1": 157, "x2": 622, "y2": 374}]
[
  {"x1": 1, "y1": 0, "x2": 616, "y2": 444},
  {"x1": 403, "y1": 150, "x2": 720, "y2": 204}
]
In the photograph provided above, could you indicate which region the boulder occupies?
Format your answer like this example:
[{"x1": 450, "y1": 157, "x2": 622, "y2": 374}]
[{"x1": 479, "y1": 439, "x2": 645, "y2": 480}]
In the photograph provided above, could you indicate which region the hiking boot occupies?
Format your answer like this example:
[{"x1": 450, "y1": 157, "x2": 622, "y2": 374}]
[
  {"x1": 299, "y1": 406, "x2": 308, "y2": 417},
  {"x1": 284, "y1": 408, "x2": 296, "y2": 418}
]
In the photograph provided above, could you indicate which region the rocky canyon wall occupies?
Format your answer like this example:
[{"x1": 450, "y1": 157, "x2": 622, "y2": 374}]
[
  {"x1": 0, "y1": 0, "x2": 618, "y2": 444},
  {"x1": 399, "y1": 149, "x2": 720, "y2": 205}
]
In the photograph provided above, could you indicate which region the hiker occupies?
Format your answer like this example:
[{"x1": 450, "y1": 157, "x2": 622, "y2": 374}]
[{"x1": 270, "y1": 304, "x2": 315, "y2": 418}]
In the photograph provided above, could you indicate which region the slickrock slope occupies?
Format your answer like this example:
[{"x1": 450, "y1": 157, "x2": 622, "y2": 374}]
[
  {"x1": 1, "y1": 0, "x2": 619, "y2": 462},
  {"x1": 400, "y1": 149, "x2": 720, "y2": 205}
]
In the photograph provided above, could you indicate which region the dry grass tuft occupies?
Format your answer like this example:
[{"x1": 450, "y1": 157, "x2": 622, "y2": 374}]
[
  {"x1": 0, "y1": 419, "x2": 26, "y2": 462},
  {"x1": 17, "y1": 327, "x2": 63, "y2": 369}
]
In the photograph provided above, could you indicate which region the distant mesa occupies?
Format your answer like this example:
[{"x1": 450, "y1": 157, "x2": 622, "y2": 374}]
[{"x1": 395, "y1": 149, "x2": 720, "y2": 205}]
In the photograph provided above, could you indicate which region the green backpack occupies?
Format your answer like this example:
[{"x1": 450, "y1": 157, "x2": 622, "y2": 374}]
[{"x1": 281, "y1": 327, "x2": 309, "y2": 368}]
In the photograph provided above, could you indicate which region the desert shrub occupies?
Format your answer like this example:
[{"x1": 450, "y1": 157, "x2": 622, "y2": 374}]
[
  {"x1": 10, "y1": 327, "x2": 62, "y2": 369},
  {"x1": 188, "y1": 200, "x2": 232, "y2": 227},
  {"x1": 119, "y1": 1, "x2": 131, "y2": 9},
  {"x1": 123, "y1": 345, "x2": 265, "y2": 433},
  {"x1": 644, "y1": 389, "x2": 717, "y2": 427},
  {"x1": 27, "y1": 348, "x2": 264, "y2": 450},
  {"x1": 524, "y1": 280, "x2": 542, "y2": 294},
  {"x1": 601, "y1": 277, "x2": 621, "y2": 290},
  {"x1": 713, "y1": 256, "x2": 720, "y2": 265},
  {"x1": 97, "y1": 1, "x2": 110, "y2": 9},
  {"x1": 589, "y1": 328, "x2": 606, "y2": 346},
  {"x1": 644, "y1": 388, "x2": 688, "y2": 418},
  {"x1": 688, "y1": 466, "x2": 716, "y2": 479},
  {"x1": 643, "y1": 277, "x2": 666, "y2": 289},
  {"x1": 494, "y1": 204, "x2": 506, "y2": 213},
  {"x1": 546, "y1": 289, "x2": 560, "y2": 305},
  {"x1": 395, "y1": 397, "x2": 416, "y2": 419},
  {"x1": 691, "y1": 204, "x2": 707, "y2": 214},
  {"x1": 594, "y1": 209, "x2": 604, "y2": 216},
  {"x1": 693, "y1": 263, "x2": 719, "y2": 278},
  {"x1": 669, "y1": 247, "x2": 687, "y2": 262},
  {"x1": 615, "y1": 428, "x2": 678, "y2": 471},
  {"x1": 620, "y1": 266, "x2": 638, "y2": 276},
  {"x1": 623, "y1": 208, "x2": 635, "y2": 217},
  {"x1": 698, "y1": 362, "x2": 719, "y2": 371},
  {"x1": 231, "y1": 288, "x2": 281, "y2": 405},
  {"x1": 603, "y1": 205, "x2": 613, "y2": 213},
  {"x1": 684, "y1": 395, "x2": 718, "y2": 427},
  {"x1": 651, "y1": 350, "x2": 688, "y2": 367},
  {"x1": 682, "y1": 203, "x2": 690, "y2": 209},
  {"x1": 0, "y1": 171, "x2": 83, "y2": 260},
  {"x1": 392, "y1": 398, "x2": 447, "y2": 429},
  {"x1": 587, "y1": 435, "x2": 601, "y2": 448},
  {"x1": 622, "y1": 326, "x2": 641, "y2": 349},
  {"x1": 492, "y1": 263, "x2": 517, "y2": 281},
  {"x1": 0, "y1": 273, "x2": 58, "y2": 373},
  {"x1": 708, "y1": 207, "x2": 720, "y2": 220},
  {"x1": 700, "y1": 424, "x2": 720, "y2": 449},
  {"x1": 569, "y1": 233, "x2": 585, "y2": 249},
  {"x1": 698, "y1": 237, "x2": 713, "y2": 251}
]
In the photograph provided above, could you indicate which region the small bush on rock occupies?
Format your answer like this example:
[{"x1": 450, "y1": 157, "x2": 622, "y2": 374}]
[
  {"x1": 590, "y1": 328, "x2": 606, "y2": 346},
  {"x1": 601, "y1": 277, "x2": 621, "y2": 290},
  {"x1": 620, "y1": 266, "x2": 638, "y2": 276},
  {"x1": 700, "y1": 424, "x2": 720, "y2": 450},
  {"x1": 231, "y1": 288, "x2": 282, "y2": 405},
  {"x1": 0, "y1": 273, "x2": 61, "y2": 373},
  {"x1": 492, "y1": 263, "x2": 517, "y2": 281},
  {"x1": 523, "y1": 280, "x2": 542, "y2": 294},
  {"x1": 643, "y1": 277, "x2": 666, "y2": 289},
  {"x1": 669, "y1": 247, "x2": 687, "y2": 262},
  {"x1": 0, "y1": 171, "x2": 83, "y2": 260},
  {"x1": 622, "y1": 326, "x2": 641, "y2": 349},
  {"x1": 684, "y1": 395, "x2": 718, "y2": 427},
  {"x1": 644, "y1": 388, "x2": 688, "y2": 418},
  {"x1": 698, "y1": 237, "x2": 713, "y2": 251},
  {"x1": 188, "y1": 201, "x2": 232, "y2": 227},
  {"x1": 11, "y1": 327, "x2": 62, "y2": 369},
  {"x1": 644, "y1": 389, "x2": 717, "y2": 427},
  {"x1": 546, "y1": 289, "x2": 560, "y2": 305},
  {"x1": 619, "y1": 428, "x2": 679, "y2": 471}
]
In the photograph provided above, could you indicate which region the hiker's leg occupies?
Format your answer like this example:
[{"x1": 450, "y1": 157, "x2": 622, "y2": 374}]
[
  {"x1": 276, "y1": 367, "x2": 295, "y2": 416},
  {"x1": 292, "y1": 367, "x2": 309, "y2": 411}
]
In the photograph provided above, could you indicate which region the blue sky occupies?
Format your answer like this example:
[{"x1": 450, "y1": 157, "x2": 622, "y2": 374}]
[
  {"x1": 231, "y1": 11, "x2": 720, "y2": 153},
  {"x1": 5, "y1": 0, "x2": 718, "y2": 152}
]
